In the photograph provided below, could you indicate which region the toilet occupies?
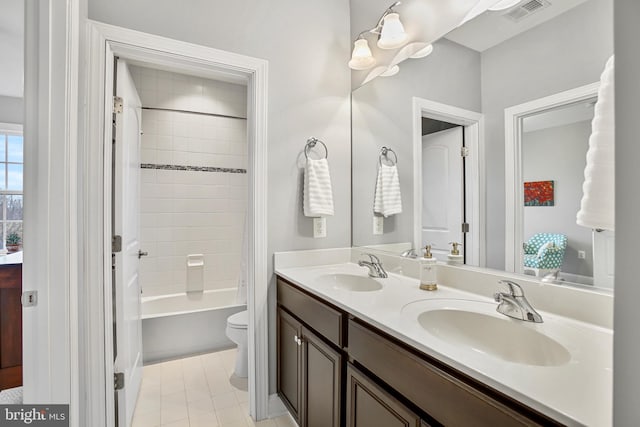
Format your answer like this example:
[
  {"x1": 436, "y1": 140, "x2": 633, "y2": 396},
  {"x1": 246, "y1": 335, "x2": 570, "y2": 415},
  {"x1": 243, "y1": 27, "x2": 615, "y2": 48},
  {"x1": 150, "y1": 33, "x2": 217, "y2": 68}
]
[{"x1": 225, "y1": 310, "x2": 248, "y2": 378}]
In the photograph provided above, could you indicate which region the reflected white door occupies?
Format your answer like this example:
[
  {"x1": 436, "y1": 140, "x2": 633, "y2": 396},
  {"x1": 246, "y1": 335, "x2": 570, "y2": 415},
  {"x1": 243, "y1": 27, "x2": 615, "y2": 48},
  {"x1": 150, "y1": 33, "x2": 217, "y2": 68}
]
[
  {"x1": 422, "y1": 127, "x2": 463, "y2": 261},
  {"x1": 593, "y1": 230, "x2": 615, "y2": 289},
  {"x1": 113, "y1": 59, "x2": 143, "y2": 427}
]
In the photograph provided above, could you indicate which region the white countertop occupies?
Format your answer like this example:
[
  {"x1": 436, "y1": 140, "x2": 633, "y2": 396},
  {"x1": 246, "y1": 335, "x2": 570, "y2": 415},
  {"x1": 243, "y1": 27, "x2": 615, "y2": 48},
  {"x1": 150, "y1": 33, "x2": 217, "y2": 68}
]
[
  {"x1": 275, "y1": 261, "x2": 612, "y2": 427},
  {"x1": 0, "y1": 251, "x2": 22, "y2": 266}
]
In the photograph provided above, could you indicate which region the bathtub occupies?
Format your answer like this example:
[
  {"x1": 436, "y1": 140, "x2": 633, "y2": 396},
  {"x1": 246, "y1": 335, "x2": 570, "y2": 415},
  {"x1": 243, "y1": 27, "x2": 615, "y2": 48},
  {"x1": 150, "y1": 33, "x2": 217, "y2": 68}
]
[{"x1": 141, "y1": 288, "x2": 245, "y2": 363}]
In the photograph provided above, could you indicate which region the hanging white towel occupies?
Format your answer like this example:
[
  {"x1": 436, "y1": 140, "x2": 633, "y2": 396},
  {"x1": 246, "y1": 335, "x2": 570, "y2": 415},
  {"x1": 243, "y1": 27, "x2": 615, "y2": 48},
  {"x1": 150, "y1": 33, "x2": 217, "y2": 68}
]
[
  {"x1": 577, "y1": 55, "x2": 615, "y2": 231},
  {"x1": 303, "y1": 158, "x2": 334, "y2": 217},
  {"x1": 374, "y1": 164, "x2": 402, "y2": 217}
]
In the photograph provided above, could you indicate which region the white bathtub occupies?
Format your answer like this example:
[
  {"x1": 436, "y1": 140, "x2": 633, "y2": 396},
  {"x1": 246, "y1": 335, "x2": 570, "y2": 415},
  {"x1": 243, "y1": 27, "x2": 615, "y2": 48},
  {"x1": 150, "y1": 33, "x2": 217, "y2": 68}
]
[{"x1": 141, "y1": 288, "x2": 245, "y2": 363}]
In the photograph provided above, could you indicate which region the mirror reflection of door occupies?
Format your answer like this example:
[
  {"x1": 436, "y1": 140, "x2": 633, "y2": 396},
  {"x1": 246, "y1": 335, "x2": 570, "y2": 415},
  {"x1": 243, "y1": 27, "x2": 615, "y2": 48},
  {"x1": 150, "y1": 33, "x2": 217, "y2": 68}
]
[
  {"x1": 421, "y1": 119, "x2": 465, "y2": 262},
  {"x1": 520, "y1": 99, "x2": 612, "y2": 286}
]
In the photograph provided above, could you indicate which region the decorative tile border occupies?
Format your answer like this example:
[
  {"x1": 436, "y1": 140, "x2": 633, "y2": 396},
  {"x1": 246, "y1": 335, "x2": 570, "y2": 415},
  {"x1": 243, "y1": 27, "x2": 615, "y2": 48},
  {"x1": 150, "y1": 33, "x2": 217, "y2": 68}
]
[{"x1": 141, "y1": 163, "x2": 247, "y2": 174}]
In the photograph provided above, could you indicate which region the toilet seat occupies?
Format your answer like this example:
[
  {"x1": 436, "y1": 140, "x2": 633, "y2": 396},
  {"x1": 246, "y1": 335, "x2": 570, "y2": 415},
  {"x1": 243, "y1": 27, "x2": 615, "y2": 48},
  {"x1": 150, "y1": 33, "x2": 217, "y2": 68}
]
[{"x1": 227, "y1": 310, "x2": 248, "y2": 329}]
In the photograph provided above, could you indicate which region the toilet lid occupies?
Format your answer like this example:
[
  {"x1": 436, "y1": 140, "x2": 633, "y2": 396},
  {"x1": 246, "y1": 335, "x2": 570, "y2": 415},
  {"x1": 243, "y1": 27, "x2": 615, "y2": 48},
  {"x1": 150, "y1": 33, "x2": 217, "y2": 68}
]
[{"x1": 227, "y1": 310, "x2": 248, "y2": 328}]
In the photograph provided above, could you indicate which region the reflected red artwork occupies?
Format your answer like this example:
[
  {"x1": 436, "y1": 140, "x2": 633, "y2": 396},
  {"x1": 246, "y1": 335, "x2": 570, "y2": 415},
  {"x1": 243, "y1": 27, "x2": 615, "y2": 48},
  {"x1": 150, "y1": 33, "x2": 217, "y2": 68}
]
[{"x1": 524, "y1": 180, "x2": 554, "y2": 206}]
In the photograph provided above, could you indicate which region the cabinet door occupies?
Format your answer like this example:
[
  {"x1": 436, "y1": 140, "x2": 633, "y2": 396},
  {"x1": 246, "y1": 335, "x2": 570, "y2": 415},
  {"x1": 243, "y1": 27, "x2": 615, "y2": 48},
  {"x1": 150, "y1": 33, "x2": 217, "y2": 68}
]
[
  {"x1": 277, "y1": 308, "x2": 302, "y2": 422},
  {"x1": 301, "y1": 326, "x2": 342, "y2": 427},
  {"x1": 347, "y1": 363, "x2": 422, "y2": 427},
  {"x1": 0, "y1": 264, "x2": 22, "y2": 390}
]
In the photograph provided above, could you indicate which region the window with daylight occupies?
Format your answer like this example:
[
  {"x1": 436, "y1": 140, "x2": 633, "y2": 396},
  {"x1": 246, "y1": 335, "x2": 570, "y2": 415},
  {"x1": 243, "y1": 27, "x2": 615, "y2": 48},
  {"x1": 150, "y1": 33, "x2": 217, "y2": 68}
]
[{"x1": 0, "y1": 125, "x2": 23, "y2": 252}]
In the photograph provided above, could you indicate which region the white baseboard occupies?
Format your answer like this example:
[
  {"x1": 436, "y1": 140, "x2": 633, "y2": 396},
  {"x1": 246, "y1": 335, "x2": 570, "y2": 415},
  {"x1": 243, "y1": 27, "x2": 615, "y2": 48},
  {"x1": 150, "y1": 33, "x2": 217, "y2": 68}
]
[{"x1": 268, "y1": 393, "x2": 288, "y2": 418}]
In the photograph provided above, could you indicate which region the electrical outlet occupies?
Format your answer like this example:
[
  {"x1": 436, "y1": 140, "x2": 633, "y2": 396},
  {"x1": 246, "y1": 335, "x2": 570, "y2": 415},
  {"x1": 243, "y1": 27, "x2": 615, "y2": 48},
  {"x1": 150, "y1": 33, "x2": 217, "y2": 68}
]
[
  {"x1": 578, "y1": 250, "x2": 586, "y2": 259},
  {"x1": 313, "y1": 217, "x2": 327, "y2": 238},
  {"x1": 373, "y1": 216, "x2": 384, "y2": 235}
]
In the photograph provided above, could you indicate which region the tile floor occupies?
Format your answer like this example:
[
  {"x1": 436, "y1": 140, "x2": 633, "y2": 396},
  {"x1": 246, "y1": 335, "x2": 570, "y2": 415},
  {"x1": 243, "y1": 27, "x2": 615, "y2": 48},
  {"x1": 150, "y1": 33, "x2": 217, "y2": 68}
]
[{"x1": 132, "y1": 348, "x2": 297, "y2": 427}]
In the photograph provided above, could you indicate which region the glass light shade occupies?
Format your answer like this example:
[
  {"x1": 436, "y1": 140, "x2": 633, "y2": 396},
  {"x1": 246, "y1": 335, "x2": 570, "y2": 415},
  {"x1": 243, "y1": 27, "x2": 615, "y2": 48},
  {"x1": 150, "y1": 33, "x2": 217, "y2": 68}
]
[
  {"x1": 348, "y1": 38, "x2": 376, "y2": 70},
  {"x1": 409, "y1": 44, "x2": 433, "y2": 59},
  {"x1": 380, "y1": 65, "x2": 400, "y2": 77},
  {"x1": 377, "y1": 13, "x2": 408, "y2": 49},
  {"x1": 488, "y1": 0, "x2": 522, "y2": 11}
]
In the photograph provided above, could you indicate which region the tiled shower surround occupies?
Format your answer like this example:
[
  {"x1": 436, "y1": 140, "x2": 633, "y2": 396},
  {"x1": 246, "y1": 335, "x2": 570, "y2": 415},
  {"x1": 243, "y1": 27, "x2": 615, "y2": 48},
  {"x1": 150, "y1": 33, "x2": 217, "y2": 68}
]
[{"x1": 131, "y1": 66, "x2": 248, "y2": 297}]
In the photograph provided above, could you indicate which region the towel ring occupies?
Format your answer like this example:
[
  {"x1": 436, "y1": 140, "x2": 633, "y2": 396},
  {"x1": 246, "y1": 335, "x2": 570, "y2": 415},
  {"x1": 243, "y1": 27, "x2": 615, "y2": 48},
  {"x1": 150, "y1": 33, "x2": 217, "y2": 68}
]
[
  {"x1": 379, "y1": 146, "x2": 397, "y2": 166},
  {"x1": 305, "y1": 137, "x2": 329, "y2": 160}
]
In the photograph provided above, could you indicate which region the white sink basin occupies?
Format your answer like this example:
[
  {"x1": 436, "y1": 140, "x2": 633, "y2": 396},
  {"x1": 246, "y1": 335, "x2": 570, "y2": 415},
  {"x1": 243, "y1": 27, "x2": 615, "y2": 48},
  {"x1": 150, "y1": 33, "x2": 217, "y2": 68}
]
[
  {"x1": 403, "y1": 299, "x2": 571, "y2": 367},
  {"x1": 315, "y1": 273, "x2": 384, "y2": 292}
]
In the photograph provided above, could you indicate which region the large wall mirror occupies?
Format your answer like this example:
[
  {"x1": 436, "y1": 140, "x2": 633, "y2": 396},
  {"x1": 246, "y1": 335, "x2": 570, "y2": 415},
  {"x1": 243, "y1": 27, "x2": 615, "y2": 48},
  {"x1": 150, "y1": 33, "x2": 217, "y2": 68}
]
[{"x1": 351, "y1": 0, "x2": 614, "y2": 289}]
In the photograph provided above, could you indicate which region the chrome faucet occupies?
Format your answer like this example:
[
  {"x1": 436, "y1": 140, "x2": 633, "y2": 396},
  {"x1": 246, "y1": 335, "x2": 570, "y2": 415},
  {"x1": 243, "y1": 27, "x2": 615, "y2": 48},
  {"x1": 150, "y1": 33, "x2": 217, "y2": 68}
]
[
  {"x1": 400, "y1": 248, "x2": 418, "y2": 258},
  {"x1": 493, "y1": 280, "x2": 543, "y2": 323},
  {"x1": 358, "y1": 253, "x2": 388, "y2": 278}
]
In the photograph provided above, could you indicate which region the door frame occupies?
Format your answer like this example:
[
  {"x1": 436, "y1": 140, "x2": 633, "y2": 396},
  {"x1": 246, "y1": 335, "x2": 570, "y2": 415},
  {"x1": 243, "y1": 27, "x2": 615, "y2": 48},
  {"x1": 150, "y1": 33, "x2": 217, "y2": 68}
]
[
  {"x1": 23, "y1": 0, "x2": 81, "y2": 422},
  {"x1": 412, "y1": 97, "x2": 485, "y2": 267},
  {"x1": 503, "y1": 82, "x2": 599, "y2": 273},
  {"x1": 84, "y1": 21, "x2": 269, "y2": 425}
]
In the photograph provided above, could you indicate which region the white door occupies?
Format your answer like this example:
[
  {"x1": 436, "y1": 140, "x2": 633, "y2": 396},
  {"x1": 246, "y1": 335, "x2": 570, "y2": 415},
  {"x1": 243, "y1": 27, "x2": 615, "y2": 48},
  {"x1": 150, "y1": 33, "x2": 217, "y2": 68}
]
[
  {"x1": 593, "y1": 229, "x2": 615, "y2": 289},
  {"x1": 421, "y1": 127, "x2": 464, "y2": 261},
  {"x1": 113, "y1": 59, "x2": 143, "y2": 427}
]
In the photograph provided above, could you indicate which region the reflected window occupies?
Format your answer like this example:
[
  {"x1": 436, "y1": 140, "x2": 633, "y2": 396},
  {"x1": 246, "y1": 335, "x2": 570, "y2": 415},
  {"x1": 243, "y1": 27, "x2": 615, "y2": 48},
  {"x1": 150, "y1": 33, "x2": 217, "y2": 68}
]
[{"x1": 0, "y1": 126, "x2": 23, "y2": 251}]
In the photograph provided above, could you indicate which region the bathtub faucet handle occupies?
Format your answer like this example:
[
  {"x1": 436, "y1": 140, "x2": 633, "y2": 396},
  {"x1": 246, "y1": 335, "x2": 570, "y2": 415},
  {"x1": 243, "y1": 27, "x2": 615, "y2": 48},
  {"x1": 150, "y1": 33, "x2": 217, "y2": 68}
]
[{"x1": 138, "y1": 250, "x2": 149, "y2": 259}]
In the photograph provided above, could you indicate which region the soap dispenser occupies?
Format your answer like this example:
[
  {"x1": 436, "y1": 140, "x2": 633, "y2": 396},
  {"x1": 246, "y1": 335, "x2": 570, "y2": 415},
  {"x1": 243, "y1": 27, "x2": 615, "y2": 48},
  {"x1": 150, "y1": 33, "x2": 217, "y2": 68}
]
[
  {"x1": 447, "y1": 242, "x2": 463, "y2": 265},
  {"x1": 419, "y1": 245, "x2": 438, "y2": 291}
]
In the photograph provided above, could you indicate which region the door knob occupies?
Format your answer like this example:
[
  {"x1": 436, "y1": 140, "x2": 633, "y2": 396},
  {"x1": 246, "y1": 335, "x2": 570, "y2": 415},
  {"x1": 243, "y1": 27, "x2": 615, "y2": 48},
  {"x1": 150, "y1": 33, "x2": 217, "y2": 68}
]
[{"x1": 138, "y1": 250, "x2": 149, "y2": 259}]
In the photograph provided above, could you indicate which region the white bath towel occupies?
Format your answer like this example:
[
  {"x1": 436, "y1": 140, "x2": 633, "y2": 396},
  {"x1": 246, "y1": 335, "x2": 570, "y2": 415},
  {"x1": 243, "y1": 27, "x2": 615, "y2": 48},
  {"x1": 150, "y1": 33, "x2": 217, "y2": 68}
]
[
  {"x1": 577, "y1": 55, "x2": 615, "y2": 231},
  {"x1": 303, "y1": 158, "x2": 334, "y2": 217},
  {"x1": 374, "y1": 164, "x2": 402, "y2": 217}
]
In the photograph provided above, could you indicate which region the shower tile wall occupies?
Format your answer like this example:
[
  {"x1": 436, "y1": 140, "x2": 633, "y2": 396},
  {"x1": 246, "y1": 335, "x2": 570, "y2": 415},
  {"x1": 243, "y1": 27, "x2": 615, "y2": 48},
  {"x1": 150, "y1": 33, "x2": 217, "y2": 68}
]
[{"x1": 131, "y1": 66, "x2": 248, "y2": 297}]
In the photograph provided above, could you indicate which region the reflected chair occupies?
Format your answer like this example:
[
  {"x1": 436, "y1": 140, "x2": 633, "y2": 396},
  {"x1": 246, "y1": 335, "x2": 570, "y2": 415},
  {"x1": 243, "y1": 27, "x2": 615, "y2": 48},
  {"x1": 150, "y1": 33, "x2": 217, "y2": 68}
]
[{"x1": 523, "y1": 233, "x2": 568, "y2": 277}]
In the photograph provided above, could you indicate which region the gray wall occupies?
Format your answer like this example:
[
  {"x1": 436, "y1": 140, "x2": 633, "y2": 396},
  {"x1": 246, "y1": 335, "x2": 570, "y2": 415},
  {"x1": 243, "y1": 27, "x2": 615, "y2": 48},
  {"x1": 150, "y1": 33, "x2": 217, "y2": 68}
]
[
  {"x1": 522, "y1": 121, "x2": 593, "y2": 277},
  {"x1": 614, "y1": 0, "x2": 640, "y2": 423},
  {"x1": 481, "y1": 0, "x2": 613, "y2": 269},
  {"x1": 0, "y1": 95, "x2": 23, "y2": 124},
  {"x1": 88, "y1": 0, "x2": 352, "y2": 393},
  {"x1": 351, "y1": 38, "x2": 481, "y2": 246}
]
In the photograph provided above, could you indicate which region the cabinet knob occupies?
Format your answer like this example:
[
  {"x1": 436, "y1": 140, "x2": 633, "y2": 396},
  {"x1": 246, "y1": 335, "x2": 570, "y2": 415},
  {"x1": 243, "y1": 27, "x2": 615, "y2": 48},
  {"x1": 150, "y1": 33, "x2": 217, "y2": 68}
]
[{"x1": 293, "y1": 335, "x2": 302, "y2": 346}]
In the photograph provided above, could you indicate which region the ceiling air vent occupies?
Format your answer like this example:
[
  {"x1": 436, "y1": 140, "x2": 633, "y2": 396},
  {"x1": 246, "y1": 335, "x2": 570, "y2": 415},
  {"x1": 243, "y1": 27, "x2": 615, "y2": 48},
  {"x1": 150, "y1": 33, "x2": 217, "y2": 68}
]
[{"x1": 504, "y1": 0, "x2": 551, "y2": 22}]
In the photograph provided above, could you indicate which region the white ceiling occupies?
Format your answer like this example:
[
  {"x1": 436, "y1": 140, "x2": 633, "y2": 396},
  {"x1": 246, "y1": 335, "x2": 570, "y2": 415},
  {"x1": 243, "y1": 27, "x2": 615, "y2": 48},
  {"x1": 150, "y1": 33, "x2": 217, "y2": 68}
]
[
  {"x1": 0, "y1": 0, "x2": 23, "y2": 98},
  {"x1": 445, "y1": 0, "x2": 590, "y2": 52}
]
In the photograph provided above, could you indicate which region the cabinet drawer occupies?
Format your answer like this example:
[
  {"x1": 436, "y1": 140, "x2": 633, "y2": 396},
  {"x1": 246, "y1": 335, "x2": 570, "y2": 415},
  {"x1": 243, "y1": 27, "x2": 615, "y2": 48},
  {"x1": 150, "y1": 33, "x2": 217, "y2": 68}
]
[
  {"x1": 348, "y1": 319, "x2": 560, "y2": 427},
  {"x1": 277, "y1": 278, "x2": 344, "y2": 347},
  {"x1": 347, "y1": 363, "x2": 422, "y2": 427}
]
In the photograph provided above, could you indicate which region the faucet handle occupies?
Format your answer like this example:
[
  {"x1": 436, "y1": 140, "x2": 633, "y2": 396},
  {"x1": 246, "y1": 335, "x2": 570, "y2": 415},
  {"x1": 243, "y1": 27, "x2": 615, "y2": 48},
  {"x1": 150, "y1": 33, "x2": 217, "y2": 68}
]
[{"x1": 498, "y1": 280, "x2": 524, "y2": 297}]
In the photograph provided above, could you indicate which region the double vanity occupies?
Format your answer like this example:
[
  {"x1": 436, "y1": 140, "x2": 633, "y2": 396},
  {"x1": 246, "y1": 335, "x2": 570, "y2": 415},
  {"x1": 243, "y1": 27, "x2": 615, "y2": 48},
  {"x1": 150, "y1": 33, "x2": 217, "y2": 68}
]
[{"x1": 274, "y1": 248, "x2": 612, "y2": 426}]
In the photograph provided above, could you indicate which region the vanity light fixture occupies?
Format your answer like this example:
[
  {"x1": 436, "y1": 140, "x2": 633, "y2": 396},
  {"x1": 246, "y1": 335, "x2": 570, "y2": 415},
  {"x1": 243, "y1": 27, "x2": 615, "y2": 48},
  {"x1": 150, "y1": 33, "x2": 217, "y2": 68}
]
[
  {"x1": 377, "y1": 11, "x2": 408, "y2": 49},
  {"x1": 348, "y1": 1, "x2": 408, "y2": 70},
  {"x1": 488, "y1": 0, "x2": 522, "y2": 11},
  {"x1": 348, "y1": 36, "x2": 376, "y2": 70},
  {"x1": 380, "y1": 65, "x2": 400, "y2": 77}
]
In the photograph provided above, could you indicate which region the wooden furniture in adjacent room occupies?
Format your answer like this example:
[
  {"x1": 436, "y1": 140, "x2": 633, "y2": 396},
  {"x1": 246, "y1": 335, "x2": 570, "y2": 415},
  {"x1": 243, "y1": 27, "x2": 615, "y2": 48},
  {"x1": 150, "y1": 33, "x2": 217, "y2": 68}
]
[{"x1": 0, "y1": 262, "x2": 22, "y2": 390}]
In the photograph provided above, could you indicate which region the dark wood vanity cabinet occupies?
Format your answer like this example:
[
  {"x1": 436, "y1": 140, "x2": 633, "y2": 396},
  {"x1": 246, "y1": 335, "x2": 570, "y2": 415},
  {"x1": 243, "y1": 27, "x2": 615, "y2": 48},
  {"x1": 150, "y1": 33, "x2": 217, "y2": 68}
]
[
  {"x1": 346, "y1": 363, "x2": 422, "y2": 427},
  {"x1": 276, "y1": 276, "x2": 562, "y2": 427},
  {"x1": 277, "y1": 279, "x2": 343, "y2": 427},
  {"x1": 0, "y1": 263, "x2": 22, "y2": 390},
  {"x1": 347, "y1": 318, "x2": 558, "y2": 426},
  {"x1": 277, "y1": 308, "x2": 302, "y2": 422}
]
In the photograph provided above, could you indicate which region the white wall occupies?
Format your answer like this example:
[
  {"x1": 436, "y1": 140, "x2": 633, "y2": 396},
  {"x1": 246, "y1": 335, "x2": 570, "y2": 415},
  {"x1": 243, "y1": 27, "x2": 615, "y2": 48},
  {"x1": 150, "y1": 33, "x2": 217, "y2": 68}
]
[
  {"x1": 481, "y1": 0, "x2": 613, "y2": 269},
  {"x1": 130, "y1": 66, "x2": 248, "y2": 298},
  {"x1": 351, "y1": 38, "x2": 481, "y2": 247},
  {"x1": 88, "y1": 0, "x2": 352, "y2": 393},
  {"x1": 0, "y1": 96, "x2": 23, "y2": 124},
  {"x1": 614, "y1": 0, "x2": 640, "y2": 424},
  {"x1": 522, "y1": 121, "x2": 593, "y2": 277}
]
